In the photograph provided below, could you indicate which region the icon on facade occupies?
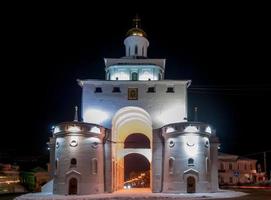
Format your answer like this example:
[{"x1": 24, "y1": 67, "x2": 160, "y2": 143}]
[{"x1": 128, "y1": 88, "x2": 138, "y2": 100}]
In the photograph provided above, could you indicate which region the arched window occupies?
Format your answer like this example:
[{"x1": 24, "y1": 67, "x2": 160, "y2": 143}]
[
  {"x1": 92, "y1": 158, "x2": 97, "y2": 174},
  {"x1": 131, "y1": 72, "x2": 138, "y2": 81},
  {"x1": 169, "y1": 157, "x2": 175, "y2": 174},
  {"x1": 188, "y1": 158, "x2": 194, "y2": 166},
  {"x1": 70, "y1": 158, "x2": 77, "y2": 167},
  {"x1": 135, "y1": 45, "x2": 138, "y2": 55}
]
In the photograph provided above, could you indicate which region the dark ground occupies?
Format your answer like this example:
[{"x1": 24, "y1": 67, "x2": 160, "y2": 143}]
[
  {"x1": 0, "y1": 193, "x2": 24, "y2": 200},
  {"x1": 217, "y1": 189, "x2": 271, "y2": 200}
]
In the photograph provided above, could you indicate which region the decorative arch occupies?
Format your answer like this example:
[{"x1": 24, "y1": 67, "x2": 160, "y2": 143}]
[
  {"x1": 112, "y1": 106, "x2": 152, "y2": 128},
  {"x1": 183, "y1": 168, "x2": 199, "y2": 180},
  {"x1": 183, "y1": 168, "x2": 199, "y2": 193},
  {"x1": 124, "y1": 153, "x2": 151, "y2": 188},
  {"x1": 112, "y1": 106, "x2": 152, "y2": 142},
  {"x1": 65, "y1": 170, "x2": 81, "y2": 195},
  {"x1": 120, "y1": 149, "x2": 152, "y2": 162},
  {"x1": 124, "y1": 133, "x2": 150, "y2": 148},
  {"x1": 111, "y1": 106, "x2": 153, "y2": 191}
]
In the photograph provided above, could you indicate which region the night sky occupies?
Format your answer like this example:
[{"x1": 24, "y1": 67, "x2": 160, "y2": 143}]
[{"x1": 3, "y1": 3, "x2": 270, "y2": 170}]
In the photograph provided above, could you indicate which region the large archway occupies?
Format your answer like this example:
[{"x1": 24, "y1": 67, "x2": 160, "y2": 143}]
[
  {"x1": 124, "y1": 153, "x2": 150, "y2": 188},
  {"x1": 111, "y1": 106, "x2": 152, "y2": 191}
]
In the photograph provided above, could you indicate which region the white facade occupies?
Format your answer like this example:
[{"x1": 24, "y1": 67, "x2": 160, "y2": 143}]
[
  {"x1": 79, "y1": 80, "x2": 189, "y2": 129},
  {"x1": 162, "y1": 123, "x2": 219, "y2": 193},
  {"x1": 51, "y1": 122, "x2": 105, "y2": 195},
  {"x1": 124, "y1": 35, "x2": 149, "y2": 57},
  {"x1": 47, "y1": 18, "x2": 220, "y2": 195}
]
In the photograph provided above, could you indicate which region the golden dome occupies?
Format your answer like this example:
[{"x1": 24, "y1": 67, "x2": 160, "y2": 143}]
[
  {"x1": 126, "y1": 15, "x2": 147, "y2": 38},
  {"x1": 126, "y1": 27, "x2": 147, "y2": 37}
]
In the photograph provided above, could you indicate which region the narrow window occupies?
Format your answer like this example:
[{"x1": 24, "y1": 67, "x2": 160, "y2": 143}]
[
  {"x1": 92, "y1": 158, "x2": 97, "y2": 174},
  {"x1": 229, "y1": 163, "x2": 233, "y2": 170},
  {"x1": 135, "y1": 45, "x2": 138, "y2": 55},
  {"x1": 112, "y1": 87, "x2": 121, "y2": 93},
  {"x1": 169, "y1": 157, "x2": 175, "y2": 174},
  {"x1": 188, "y1": 158, "x2": 194, "y2": 166},
  {"x1": 206, "y1": 157, "x2": 209, "y2": 173},
  {"x1": 129, "y1": 47, "x2": 130, "y2": 56},
  {"x1": 166, "y1": 87, "x2": 174, "y2": 93},
  {"x1": 220, "y1": 163, "x2": 224, "y2": 170},
  {"x1": 244, "y1": 164, "x2": 247, "y2": 170},
  {"x1": 70, "y1": 158, "x2": 77, "y2": 167},
  {"x1": 131, "y1": 72, "x2": 138, "y2": 81},
  {"x1": 142, "y1": 47, "x2": 144, "y2": 56},
  {"x1": 55, "y1": 160, "x2": 58, "y2": 170},
  {"x1": 229, "y1": 177, "x2": 233, "y2": 184},
  {"x1": 159, "y1": 73, "x2": 162, "y2": 80},
  {"x1": 221, "y1": 176, "x2": 224, "y2": 184},
  {"x1": 147, "y1": 87, "x2": 155, "y2": 93},
  {"x1": 205, "y1": 140, "x2": 209, "y2": 148},
  {"x1": 95, "y1": 87, "x2": 102, "y2": 93}
]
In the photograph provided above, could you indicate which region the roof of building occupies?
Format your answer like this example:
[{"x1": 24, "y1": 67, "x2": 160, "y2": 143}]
[
  {"x1": 126, "y1": 27, "x2": 147, "y2": 38},
  {"x1": 218, "y1": 152, "x2": 257, "y2": 161}
]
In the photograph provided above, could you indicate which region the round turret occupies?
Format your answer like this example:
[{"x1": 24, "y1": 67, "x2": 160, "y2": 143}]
[
  {"x1": 51, "y1": 121, "x2": 105, "y2": 195},
  {"x1": 124, "y1": 16, "x2": 149, "y2": 57},
  {"x1": 162, "y1": 122, "x2": 219, "y2": 193}
]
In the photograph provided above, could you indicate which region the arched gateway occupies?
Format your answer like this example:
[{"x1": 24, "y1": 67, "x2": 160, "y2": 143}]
[
  {"x1": 111, "y1": 106, "x2": 152, "y2": 191},
  {"x1": 47, "y1": 16, "x2": 220, "y2": 196}
]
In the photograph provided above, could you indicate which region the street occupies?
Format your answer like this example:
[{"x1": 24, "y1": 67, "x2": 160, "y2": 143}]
[{"x1": 218, "y1": 189, "x2": 271, "y2": 200}]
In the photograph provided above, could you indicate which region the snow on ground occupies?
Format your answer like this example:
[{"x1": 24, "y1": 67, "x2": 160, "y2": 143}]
[{"x1": 15, "y1": 188, "x2": 247, "y2": 200}]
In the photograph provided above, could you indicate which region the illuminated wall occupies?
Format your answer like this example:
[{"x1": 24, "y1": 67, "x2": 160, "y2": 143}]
[
  {"x1": 106, "y1": 65, "x2": 162, "y2": 81},
  {"x1": 124, "y1": 35, "x2": 149, "y2": 57},
  {"x1": 80, "y1": 80, "x2": 190, "y2": 129},
  {"x1": 52, "y1": 122, "x2": 105, "y2": 195},
  {"x1": 161, "y1": 122, "x2": 219, "y2": 193}
]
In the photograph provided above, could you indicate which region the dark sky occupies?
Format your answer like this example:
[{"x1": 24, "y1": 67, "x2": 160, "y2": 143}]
[{"x1": 2, "y1": 3, "x2": 270, "y2": 170}]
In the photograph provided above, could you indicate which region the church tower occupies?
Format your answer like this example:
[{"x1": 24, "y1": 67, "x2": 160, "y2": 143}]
[
  {"x1": 124, "y1": 15, "x2": 149, "y2": 57},
  {"x1": 105, "y1": 16, "x2": 165, "y2": 81}
]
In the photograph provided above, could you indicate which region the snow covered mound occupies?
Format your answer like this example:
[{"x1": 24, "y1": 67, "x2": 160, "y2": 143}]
[{"x1": 15, "y1": 189, "x2": 247, "y2": 200}]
